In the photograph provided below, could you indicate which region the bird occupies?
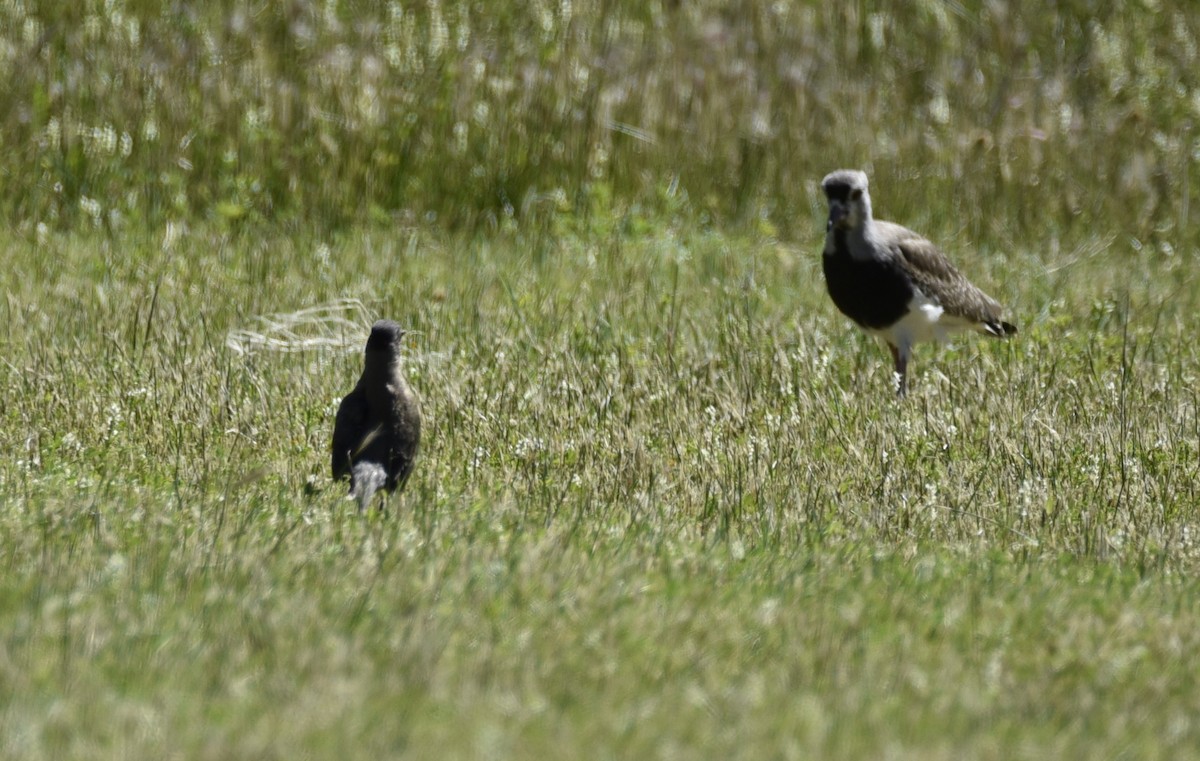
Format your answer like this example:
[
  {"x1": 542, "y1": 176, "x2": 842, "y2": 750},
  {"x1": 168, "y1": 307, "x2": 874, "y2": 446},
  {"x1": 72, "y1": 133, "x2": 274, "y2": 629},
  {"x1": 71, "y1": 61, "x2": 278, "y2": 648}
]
[
  {"x1": 819, "y1": 169, "x2": 1016, "y2": 396},
  {"x1": 331, "y1": 320, "x2": 421, "y2": 511}
]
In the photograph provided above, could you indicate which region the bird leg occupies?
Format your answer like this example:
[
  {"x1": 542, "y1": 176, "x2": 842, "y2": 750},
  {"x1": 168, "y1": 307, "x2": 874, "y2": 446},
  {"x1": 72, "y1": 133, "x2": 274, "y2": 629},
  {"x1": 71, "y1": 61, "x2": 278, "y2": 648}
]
[{"x1": 889, "y1": 344, "x2": 908, "y2": 398}]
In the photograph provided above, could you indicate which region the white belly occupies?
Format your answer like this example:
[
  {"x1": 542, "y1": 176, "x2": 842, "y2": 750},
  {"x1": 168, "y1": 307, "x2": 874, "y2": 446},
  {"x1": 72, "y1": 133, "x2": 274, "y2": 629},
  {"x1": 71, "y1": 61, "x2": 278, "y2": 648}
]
[{"x1": 867, "y1": 290, "x2": 975, "y2": 351}]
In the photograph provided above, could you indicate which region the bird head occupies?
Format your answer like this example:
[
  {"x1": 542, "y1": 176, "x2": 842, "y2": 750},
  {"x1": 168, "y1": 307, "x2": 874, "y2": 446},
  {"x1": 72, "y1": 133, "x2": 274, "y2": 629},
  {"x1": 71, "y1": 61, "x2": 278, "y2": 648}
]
[
  {"x1": 365, "y1": 320, "x2": 406, "y2": 354},
  {"x1": 821, "y1": 169, "x2": 871, "y2": 232}
]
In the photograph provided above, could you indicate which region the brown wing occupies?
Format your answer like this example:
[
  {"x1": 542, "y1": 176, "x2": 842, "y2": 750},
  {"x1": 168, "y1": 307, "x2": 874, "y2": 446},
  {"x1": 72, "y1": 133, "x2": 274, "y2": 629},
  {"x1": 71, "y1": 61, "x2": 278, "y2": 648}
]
[
  {"x1": 331, "y1": 385, "x2": 368, "y2": 481},
  {"x1": 384, "y1": 381, "x2": 422, "y2": 492},
  {"x1": 877, "y1": 221, "x2": 1016, "y2": 335}
]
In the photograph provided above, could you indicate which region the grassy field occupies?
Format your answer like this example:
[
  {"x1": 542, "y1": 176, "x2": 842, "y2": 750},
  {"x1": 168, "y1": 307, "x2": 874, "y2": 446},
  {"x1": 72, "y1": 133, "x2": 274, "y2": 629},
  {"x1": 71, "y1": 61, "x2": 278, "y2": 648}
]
[{"x1": 4, "y1": 1, "x2": 1200, "y2": 759}]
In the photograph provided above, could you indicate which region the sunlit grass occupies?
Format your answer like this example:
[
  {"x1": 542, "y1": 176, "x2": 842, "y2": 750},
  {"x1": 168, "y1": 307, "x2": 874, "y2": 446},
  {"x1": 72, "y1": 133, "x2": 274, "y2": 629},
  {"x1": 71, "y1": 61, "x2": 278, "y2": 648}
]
[
  {"x1": 2, "y1": 1, "x2": 1198, "y2": 247},
  {"x1": 2, "y1": 222, "x2": 1199, "y2": 758},
  {"x1": 3, "y1": 0, "x2": 1200, "y2": 758}
]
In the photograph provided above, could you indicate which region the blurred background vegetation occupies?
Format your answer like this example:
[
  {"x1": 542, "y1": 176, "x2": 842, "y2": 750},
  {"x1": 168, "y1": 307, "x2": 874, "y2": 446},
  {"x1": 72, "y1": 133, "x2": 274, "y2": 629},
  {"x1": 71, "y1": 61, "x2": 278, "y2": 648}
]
[{"x1": 2, "y1": 0, "x2": 1197, "y2": 250}]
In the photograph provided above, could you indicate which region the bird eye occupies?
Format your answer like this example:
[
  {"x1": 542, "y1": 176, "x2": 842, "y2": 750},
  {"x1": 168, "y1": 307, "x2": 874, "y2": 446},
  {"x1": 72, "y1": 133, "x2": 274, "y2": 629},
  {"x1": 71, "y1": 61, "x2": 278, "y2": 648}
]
[{"x1": 851, "y1": 189, "x2": 863, "y2": 201}]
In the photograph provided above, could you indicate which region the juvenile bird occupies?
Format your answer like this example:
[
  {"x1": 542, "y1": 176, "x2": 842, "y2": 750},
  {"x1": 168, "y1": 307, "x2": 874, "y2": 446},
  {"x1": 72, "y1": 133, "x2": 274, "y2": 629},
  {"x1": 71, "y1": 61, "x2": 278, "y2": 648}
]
[
  {"x1": 820, "y1": 169, "x2": 1016, "y2": 396},
  {"x1": 331, "y1": 320, "x2": 421, "y2": 511}
]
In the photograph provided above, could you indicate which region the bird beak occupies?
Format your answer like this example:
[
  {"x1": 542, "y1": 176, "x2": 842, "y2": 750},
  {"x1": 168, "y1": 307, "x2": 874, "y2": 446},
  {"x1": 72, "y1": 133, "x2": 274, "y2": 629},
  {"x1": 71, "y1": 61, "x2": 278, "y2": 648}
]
[{"x1": 827, "y1": 202, "x2": 848, "y2": 231}]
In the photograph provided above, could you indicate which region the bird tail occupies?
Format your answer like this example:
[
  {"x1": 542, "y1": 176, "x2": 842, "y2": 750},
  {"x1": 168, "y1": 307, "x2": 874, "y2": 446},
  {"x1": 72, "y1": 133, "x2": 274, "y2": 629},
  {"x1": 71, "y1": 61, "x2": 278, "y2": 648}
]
[
  {"x1": 350, "y1": 462, "x2": 387, "y2": 512},
  {"x1": 981, "y1": 319, "x2": 1018, "y2": 338}
]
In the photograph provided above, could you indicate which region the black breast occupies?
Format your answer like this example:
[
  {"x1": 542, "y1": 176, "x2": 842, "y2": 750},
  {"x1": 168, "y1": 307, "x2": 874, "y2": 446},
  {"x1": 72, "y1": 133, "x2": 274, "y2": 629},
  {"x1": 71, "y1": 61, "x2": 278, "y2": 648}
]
[{"x1": 822, "y1": 230, "x2": 913, "y2": 330}]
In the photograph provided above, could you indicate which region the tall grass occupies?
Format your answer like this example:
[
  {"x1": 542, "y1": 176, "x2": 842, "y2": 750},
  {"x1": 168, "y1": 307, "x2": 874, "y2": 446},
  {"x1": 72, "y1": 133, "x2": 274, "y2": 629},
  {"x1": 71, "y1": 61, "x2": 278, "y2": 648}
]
[{"x1": 3, "y1": 0, "x2": 1198, "y2": 245}]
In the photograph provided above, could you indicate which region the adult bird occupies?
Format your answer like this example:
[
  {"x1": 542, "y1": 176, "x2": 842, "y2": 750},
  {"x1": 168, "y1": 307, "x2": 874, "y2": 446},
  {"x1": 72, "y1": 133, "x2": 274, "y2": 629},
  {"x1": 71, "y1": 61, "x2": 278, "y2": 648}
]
[
  {"x1": 331, "y1": 320, "x2": 422, "y2": 510},
  {"x1": 820, "y1": 169, "x2": 1016, "y2": 396}
]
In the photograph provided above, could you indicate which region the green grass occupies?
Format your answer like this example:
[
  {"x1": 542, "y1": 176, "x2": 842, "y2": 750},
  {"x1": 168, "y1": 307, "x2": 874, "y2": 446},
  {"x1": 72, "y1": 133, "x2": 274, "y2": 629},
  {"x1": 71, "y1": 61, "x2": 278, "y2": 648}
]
[
  {"x1": 2, "y1": 224, "x2": 1199, "y2": 759},
  {"x1": 4, "y1": 0, "x2": 1200, "y2": 758},
  {"x1": 3, "y1": 1, "x2": 1199, "y2": 245}
]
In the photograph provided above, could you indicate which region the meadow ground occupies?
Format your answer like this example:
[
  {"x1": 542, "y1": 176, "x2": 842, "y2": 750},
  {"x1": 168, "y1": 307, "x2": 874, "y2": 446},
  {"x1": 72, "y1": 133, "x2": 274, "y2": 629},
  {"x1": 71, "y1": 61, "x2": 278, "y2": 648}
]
[
  {"x1": 2, "y1": 223, "x2": 1199, "y2": 759},
  {"x1": 3, "y1": 1, "x2": 1200, "y2": 759}
]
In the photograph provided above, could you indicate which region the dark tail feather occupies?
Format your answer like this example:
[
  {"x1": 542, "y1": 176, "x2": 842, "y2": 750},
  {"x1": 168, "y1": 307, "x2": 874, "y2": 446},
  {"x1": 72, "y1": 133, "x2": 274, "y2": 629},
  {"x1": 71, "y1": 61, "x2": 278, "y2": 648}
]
[
  {"x1": 984, "y1": 320, "x2": 1018, "y2": 337},
  {"x1": 350, "y1": 462, "x2": 387, "y2": 512}
]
